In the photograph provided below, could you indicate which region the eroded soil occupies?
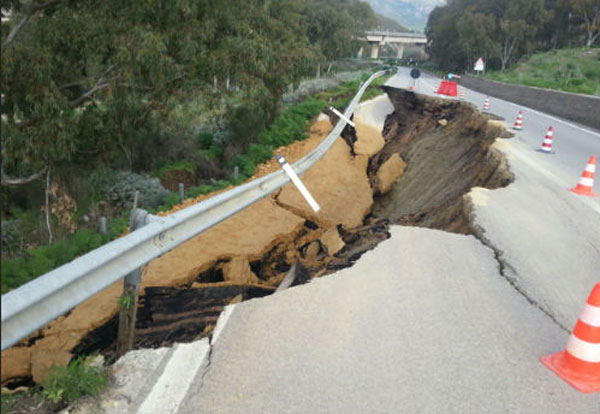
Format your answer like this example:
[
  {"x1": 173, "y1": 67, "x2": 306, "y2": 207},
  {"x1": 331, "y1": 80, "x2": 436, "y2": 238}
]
[{"x1": 1, "y1": 88, "x2": 514, "y2": 391}]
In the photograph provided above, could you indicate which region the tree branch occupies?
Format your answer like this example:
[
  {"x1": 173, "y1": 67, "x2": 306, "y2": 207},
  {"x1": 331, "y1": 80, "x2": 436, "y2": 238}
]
[
  {"x1": 45, "y1": 167, "x2": 53, "y2": 244},
  {"x1": 68, "y1": 65, "x2": 117, "y2": 107},
  {"x1": 1, "y1": 168, "x2": 47, "y2": 186},
  {"x1": 2, "y1": 0, "x2": 61, "y2": 50},
  {"x1": 68, "y1": 81, "x2": 111, "y2": 107}
]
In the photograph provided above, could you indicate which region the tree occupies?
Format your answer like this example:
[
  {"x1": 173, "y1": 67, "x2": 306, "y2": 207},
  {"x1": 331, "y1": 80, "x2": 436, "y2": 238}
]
[
  {"x1": 456, "y1": 9, "x2": 498, "y2": 72},
  {"x1": 570, "y1": 0, "x2": 600, "y2": 46},
  {"x1": 426, "y1": 0, "x2": 551, "y2": 72},
  {"x1": 1, "y1": 0, "x2": 378, "y2": 240}
]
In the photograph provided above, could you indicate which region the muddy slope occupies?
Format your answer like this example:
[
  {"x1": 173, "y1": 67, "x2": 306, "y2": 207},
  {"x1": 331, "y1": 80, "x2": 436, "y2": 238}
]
[
  {"x1": 1, "y1": 89, "x2": 514, "y2": 386},
  {"x1": 370, "y1": 87, "x2": 513, "y2": 233}
]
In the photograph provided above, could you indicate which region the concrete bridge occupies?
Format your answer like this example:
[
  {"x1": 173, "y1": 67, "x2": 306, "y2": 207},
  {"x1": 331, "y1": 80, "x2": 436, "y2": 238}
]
[{"x1": 358, "y1": 31, "x2": 427, "y2": 59}]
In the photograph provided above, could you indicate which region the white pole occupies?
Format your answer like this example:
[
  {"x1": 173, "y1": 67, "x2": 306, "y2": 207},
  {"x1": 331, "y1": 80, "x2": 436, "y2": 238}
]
[
  {"x1": 276, "y1": 155, "x2": 320, "y2": 212},
  {"x1": 329, "y1": 106, "x2": 355, "y2": 128}
]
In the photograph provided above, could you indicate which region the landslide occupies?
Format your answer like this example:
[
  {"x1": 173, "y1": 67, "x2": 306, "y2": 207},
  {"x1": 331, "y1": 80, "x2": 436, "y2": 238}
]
[
  {"x1": 1, "y1": 88, "x2": 514, "y2": 388},
  {"x1": 370, "y1": 87, "x2": 514, "y2": 232}
]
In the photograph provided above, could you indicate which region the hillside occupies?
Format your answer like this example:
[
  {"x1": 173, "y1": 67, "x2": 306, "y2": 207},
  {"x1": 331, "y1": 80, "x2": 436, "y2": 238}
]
[
  {"x1": 374, "y1": 13, "x2": 409, "y2": 32},
  {"x1": 365, "y1": 0, "x2": 445, "y2": 31},
  {"x1": 486, "y1": 48, "x2": 600, "y2": 96}
]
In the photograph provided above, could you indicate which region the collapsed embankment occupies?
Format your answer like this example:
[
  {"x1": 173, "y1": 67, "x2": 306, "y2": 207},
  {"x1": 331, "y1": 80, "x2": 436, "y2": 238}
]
[{"x1": 1, "y1": 88, "x2": 514, "y2": 387}]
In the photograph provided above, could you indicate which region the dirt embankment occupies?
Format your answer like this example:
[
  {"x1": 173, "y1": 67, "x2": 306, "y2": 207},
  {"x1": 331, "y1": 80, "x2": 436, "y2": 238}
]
[{"x1": 1, "y1": 89, "x2": 513, "y2": 387}]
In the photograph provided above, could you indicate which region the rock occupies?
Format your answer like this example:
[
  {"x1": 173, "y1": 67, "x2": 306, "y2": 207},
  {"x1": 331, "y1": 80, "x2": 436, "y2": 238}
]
[
  {"x1": 354, "y1": 121, "x2": 385, "y2": 156},
  {"x1": 320, "y1": 228, "x2": 345, "y2": 255},
  {"x1": 221, "y1": 257, "x2": 259, "y2": 284},
  {"x1": 31, "y1": 349, "x2": 72, "y2": 385},
  {"x1": 438, "y1": 119, "x2": 448, "y2": 126},
  {"x1": 84, "y1": 354, "x2": 104, "y2": 369},
  {"x1": 487, "y1": 119, "x2": 512, "y2": 138},
  {"x1": 376, "y1": 154, "x2": 407, "y2": 193}
]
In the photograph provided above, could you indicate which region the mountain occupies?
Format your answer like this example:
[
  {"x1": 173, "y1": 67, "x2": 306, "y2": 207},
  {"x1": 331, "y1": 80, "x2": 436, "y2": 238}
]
[
  {"x1": 375, "y1": 13, "x2": 409, "y2": 32},
  {"x1": 365, "y1": 0, "x2": 446, "y2": 31}
]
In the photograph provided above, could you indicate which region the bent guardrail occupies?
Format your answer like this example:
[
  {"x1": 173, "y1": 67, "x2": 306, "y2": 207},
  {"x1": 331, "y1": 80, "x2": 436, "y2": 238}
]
[{"x1": 1, "y1": 70, "x2": 389, "y2": 351}]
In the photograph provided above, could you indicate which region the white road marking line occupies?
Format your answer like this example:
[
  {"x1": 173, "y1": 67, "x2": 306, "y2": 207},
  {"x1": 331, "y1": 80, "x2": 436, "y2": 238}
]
[
  {"x1": 137, "y1": 340, "x2": 210, "y2": 414},
  {"x1": 211, "y1": 303, "x2": 236, "y2": 345}
]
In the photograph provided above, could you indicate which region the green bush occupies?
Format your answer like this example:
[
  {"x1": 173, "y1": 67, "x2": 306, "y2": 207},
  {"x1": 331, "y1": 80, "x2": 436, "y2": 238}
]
[
  {"x1": 196, "y1": 132, "x2": 214, "y2": 149},
  {"x1": 154, "y1": 160, "x2": 196, "y2": 179},
  {"x1": 157, "y1": 192, "x2": 181, "y2": 212},
  {"x1": 233, "y1": 154, "x2": 257, "y2": 177},
  {"x1": 107, "y1": 171, "x2": 170, "y2": 210},
  {"x1": 186, "y1": 184, "x2": 218, "y2": 198},
  {"x1": 43, "y1": 357, "x2": 106, "y2": 403},
  {"x1": 0, "y1": 221, "x2": 131, "y2": 293},
  {"x1": 108, "y1": 217, "x2": 129, "y2": 239}
]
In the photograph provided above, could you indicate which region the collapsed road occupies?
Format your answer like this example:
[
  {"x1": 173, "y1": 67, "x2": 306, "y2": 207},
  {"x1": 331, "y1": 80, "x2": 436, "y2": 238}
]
[
  {"x1": 2, "y1": 85, "x2": 513, "y2": 386},
  {"x1": 3, "y1": 72, "x2": 600, "y2": 412}
]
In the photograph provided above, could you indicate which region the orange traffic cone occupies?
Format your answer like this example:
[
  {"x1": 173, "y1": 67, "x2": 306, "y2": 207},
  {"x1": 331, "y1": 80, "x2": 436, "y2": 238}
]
[
  {"x1": 513, "y1": 111, "x2": 523, "y2": 130},
  {"x1": 570, "y1": 156, "x2": 597, "y2": 197},
  {"x1": 541, "y1": 283, "x2": 600, "y2": 393},
  {"x1": 482, "y1": 96, "x2": 490, "y2": 110},
  {"x1": 540, "y1": 126, "x2": 553, "y2": 153},
  {"x1": 459, "y1": 89, "x2": 465, "y2": 100}
]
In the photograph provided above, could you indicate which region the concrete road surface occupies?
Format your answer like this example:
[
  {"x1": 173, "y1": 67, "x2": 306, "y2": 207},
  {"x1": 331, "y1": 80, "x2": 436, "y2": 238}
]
[
  {"x1": 388, "y1": 68, "x2": 600, "y2": 331},
  {"x1": 181, "y1": 227, "x2": 599, "y2": 413}
]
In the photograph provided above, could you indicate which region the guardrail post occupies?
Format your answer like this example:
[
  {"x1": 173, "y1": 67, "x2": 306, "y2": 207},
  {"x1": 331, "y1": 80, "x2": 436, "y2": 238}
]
[
  {"x1": 178, "y1": 183, "x2": 185, "y2": 203},
  {"x1": 99, "y1": 217, "x2": 107, "y2": 235},
  {"x1": 116, "y1": 208, "x2": 149, "y2": 357}
]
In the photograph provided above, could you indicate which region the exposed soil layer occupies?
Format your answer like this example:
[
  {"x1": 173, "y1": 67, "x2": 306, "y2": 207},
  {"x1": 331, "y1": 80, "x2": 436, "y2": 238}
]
[
  {"x1": 1, "y1": 89, "x2": 514, "y2": 388},
  {"x1": 370, "y1": 87, "x2": 514, "y2": 233}
]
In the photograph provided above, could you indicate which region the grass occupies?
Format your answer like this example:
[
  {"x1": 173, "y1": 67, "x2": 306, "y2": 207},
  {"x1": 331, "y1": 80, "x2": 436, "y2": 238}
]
[
  {"x1": 154, "y1": 160, "x2": 196, "y2": 179},
  {"x1": 319, "y1": 73, "x2": 392, "y2": 110},
  {"x1": 486, "y1": 47, "x2": 600, "y2": 96},
  {"x1": 43, "y1": 357, "x2": 106, "y2": 403},
  {"x1": 1, "y1": 356, "x2": 106, "y2": 413},
  {"x1": 1, "y1": 218, "x2": 129, "y2": 294}
]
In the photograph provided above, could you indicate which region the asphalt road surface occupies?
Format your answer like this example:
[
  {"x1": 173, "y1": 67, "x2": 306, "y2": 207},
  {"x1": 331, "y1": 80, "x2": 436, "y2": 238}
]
[
  {"x1": 388, "y1": 68, "x2": 600, "y2": 331},
  {"x1": 182, "y1": 227, "x2": 599, "y2": 413}
]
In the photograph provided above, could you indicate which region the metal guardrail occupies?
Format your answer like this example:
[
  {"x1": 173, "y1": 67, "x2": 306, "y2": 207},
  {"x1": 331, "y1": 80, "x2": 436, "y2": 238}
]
[{"x1": 1, "y1": 70, "x2": 389, "y2": 350}]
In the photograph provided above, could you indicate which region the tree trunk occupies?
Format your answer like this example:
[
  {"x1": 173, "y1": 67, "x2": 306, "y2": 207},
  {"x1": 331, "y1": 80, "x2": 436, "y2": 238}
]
[
  {"x1": 45, "y1": 167, "x2": 53, "y2": 244},
  {"x1": 586, "y1": 31, "x2": 599, "y2": 46}
]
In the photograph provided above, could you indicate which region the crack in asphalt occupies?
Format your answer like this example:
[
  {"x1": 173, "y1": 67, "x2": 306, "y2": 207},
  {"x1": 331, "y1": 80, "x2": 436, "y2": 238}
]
[
  {"x1": 468, "y1": 217, "x2": 570, "y2": 334},
  {"x1": 199, "y1": 335, "x2": 215, "y2": 387}
]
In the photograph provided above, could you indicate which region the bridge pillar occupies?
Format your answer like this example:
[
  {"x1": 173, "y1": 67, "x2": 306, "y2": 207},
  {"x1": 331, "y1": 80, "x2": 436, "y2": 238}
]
[
  {"x1": 370, "y1": 43, "x2": 379, "y2": 59},
  {"x1": 396, "y1": 45, "x2": 405, "y2": 59},
  {"x1": 357, "y1": 47, "x2": 363, "y2": 59}
]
